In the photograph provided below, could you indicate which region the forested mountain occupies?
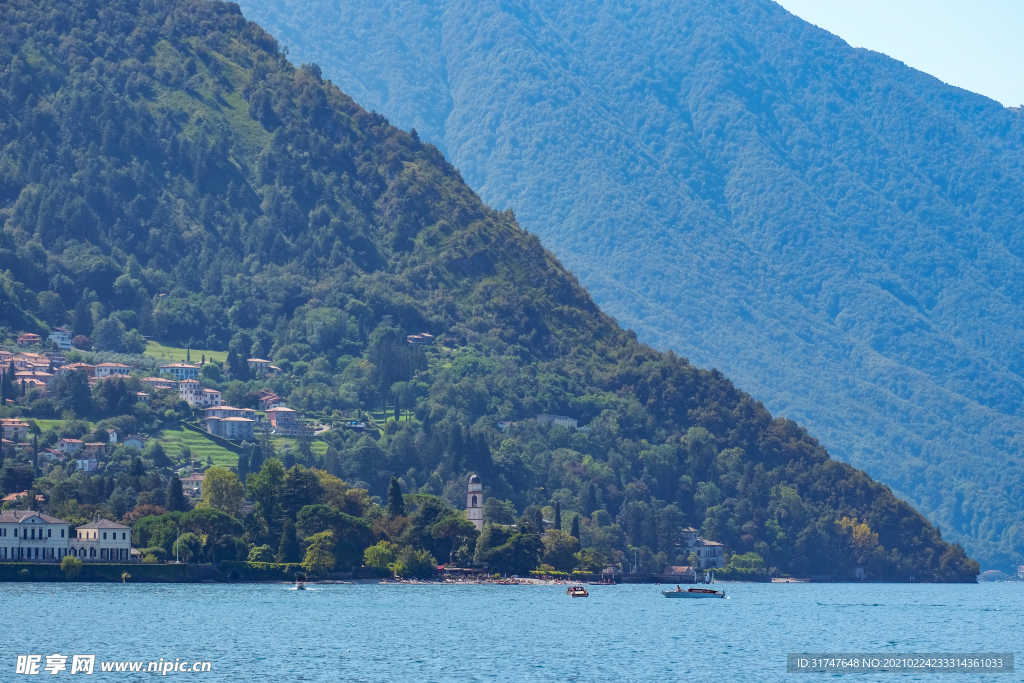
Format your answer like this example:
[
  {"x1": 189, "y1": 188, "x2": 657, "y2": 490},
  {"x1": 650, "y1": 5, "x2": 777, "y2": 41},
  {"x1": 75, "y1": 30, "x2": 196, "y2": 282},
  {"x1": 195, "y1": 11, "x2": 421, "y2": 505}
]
[
  {"x1": 0, "y1": 0, "x2": 978, "y2": 581},
  {"x1": 237, "y1": 0, "x2": 1024, "y2": 569}
]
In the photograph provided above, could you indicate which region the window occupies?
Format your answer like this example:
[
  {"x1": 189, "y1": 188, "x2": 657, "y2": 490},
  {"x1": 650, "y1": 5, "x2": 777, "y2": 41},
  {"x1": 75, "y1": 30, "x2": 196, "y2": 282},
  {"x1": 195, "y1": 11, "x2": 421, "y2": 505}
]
[
  {"x1": 47, "y1": 529, "x2": 51, "y2": 538},
  {"x1": 103, "y1": 532, "x2": 107, "y2": 540},
  {"x1": 61, "y1": 529, "x2": 64, "y2": 538}
]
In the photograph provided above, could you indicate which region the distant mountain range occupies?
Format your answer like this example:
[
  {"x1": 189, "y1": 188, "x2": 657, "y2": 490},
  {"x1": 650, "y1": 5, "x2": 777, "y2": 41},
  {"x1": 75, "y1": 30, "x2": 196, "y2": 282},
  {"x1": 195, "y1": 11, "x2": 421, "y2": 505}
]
[
  {"x1": 238, "y1": 0, "x2": 1024, "y2": 567},
  {"x1": 0, "y1": 0, "x2": 980, "y2": 581}
]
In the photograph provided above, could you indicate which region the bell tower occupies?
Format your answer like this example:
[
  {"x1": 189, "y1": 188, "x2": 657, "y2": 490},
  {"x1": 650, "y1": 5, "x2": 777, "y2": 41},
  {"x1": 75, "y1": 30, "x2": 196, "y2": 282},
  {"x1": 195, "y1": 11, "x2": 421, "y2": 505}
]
[{"x1": 466, "y1": 474, "x2": 483, "y2": 531}]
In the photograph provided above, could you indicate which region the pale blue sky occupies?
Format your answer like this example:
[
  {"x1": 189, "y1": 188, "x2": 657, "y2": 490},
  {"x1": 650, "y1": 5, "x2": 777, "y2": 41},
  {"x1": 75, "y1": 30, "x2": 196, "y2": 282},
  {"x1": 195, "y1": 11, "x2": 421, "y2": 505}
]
[{"x1": 775, "y1": 0, "x2": 1024, "y2": 106}]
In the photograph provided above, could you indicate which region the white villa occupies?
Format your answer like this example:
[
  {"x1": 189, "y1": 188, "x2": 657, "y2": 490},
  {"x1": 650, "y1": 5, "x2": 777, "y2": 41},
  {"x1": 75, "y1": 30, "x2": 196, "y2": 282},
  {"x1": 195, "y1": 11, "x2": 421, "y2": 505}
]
[
  {"x1": 48, "y1": 327, "x2": 72, "y2": 350},
  {"x1": 158, "y1": 363, "x2": 199, "y2": 381},
  {"x1": 203, "y1": 406, "x2": 256, "y2": 440},
  {"x1": 536, "y1": 414, "x2": 579, "y2": 429},
  {"x1": 178, "y1": 379, "x2": 222, "y2": 407},
  {"x1": 0, "y1": 511, "x2": 132, "y2": 562},
  {"x1": 678, "y1": 527, "x2": 725, "y2": 569},
  {"x1": 94, "y1": 362, "x2": 130, "y2": 379}
]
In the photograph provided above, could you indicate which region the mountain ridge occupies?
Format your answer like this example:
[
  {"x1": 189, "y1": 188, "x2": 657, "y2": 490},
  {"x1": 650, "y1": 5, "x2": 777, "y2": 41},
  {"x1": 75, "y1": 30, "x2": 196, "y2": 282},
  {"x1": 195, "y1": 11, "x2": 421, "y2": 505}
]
[
  {"x1": 0, "y1": 0, "x2": 980, "y2": 580},
  {"x1": 237, "y1": 0, "x2": 1024, "y2": 568}
]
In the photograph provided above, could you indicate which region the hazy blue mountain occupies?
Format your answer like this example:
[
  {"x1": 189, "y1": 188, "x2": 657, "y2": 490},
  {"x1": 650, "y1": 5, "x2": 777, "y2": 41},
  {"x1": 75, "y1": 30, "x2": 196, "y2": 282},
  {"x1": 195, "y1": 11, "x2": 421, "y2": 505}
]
[{"x1": 237, "y1": 0, "x2": 1024, "y2": 567}]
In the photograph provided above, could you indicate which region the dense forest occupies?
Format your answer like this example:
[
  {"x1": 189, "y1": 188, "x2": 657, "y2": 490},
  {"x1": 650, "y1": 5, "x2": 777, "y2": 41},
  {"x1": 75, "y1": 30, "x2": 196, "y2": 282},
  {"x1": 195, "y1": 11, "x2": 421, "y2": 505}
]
[
  {"x1": 0, "y1": 0, "x2": 978, "y2": 581},
  {"x1": 238, "y1": 0, "x2": 1024, "y2": 569}
]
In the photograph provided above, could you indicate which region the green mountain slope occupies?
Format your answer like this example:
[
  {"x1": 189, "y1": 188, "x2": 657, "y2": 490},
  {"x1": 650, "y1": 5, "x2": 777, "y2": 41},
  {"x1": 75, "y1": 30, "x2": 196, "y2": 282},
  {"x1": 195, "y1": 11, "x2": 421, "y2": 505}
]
[
  {"x1": 236, "y1": 0, "x2": 1024, "y2": 569},
  {"x1": 0, "y1": 0, "x2": 977, "y2": 580}
]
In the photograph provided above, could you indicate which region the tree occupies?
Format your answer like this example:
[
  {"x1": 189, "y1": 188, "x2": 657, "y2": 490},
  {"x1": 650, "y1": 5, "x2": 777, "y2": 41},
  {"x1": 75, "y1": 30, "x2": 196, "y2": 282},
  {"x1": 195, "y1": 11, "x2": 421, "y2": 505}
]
[
  {"x1": 488, "y1": 533, "x2": 543, "y2": 575},
  {"x1": 586, "y1": 484, "x2": 599, "y2": 515},
  {"x1": 166, "y1": 475, "x2": 186, "y2": 512},
  {"x1": 200, "y1": 466, "x2": 245, "y2": 517},
  {"x1": 386, "y1": 477, "x2": 406, "y2": 517},
  {"x1": 483, "y1": 498, "x2": 516, "y2": 525},
  {"x1": 533, "y1": 509, "x2": 544, "y2": 534},
  {"x1": 542, "y1": 529, "x2": 581, "y2": 572},
  {"x1": 363, "y1": 541, "x2": 398, "y2": 571},
  {"x1": 61, "y1": 555, "x2": 83, "y2": 580},
  {"x1": 237, "y1": 450, "x2": 249, "y2": 483},
  {"x1": 93, "y1": 317, "x2": 127, "y2": 352},
  {"x1": 247, "y1": 458, "x2": 285, "y2": 525},
  {"x1": 277, "y1": 519, "x2": 300, "y2": 563},
  {"x1": 280, "y1": 464, "x2": 323, "y2": 518},
  {"x1": 430, "y1": 514, "x2": 478, "y2": 564},
  {"x1": 392, "y1": 546, "x2": 436, "y2": 579},
  {"x1": 301, "y1": 530, "x2": 336, "y2": 576},
  {"x1": 248, "y1": 545, "x2": 274, "y2": 563},
  {"x1": 554, "y1": 501, "x2": 561, "y2": 531},
  {"x1": 1, "y1": 362, "x2": 14, "y2": 404},
  {"x1": 181, "y1": 507, "x2": 243, "y2": 563},
  {"x1": 149, "y1": 442, "x2": 172, "y2": 468},
  {"x1": 570, "y1": 514, "x2": 580, "y2": 540},
  {"x1": 51, "y1": 369, "x2": 91, "y2": 416}
]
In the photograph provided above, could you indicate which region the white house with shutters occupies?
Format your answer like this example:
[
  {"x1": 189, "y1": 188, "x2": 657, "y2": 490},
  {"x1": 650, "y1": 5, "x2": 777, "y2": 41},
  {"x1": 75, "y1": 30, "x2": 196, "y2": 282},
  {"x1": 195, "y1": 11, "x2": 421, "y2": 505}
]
[
  {"x1": 0, "y1": 511, "x2": 133, "y2": 562},
  {"x1": 0, "y1": 510, "x2": 72, "y2": 561},
  {"x1": 677, "y1": 526, "x2": 725, "y2": 569}
]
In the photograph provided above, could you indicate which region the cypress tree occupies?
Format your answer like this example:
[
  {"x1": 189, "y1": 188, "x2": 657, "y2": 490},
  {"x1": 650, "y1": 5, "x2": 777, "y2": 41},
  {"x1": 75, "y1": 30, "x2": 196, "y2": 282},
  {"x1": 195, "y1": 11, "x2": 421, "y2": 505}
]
[
  {"x1": 166, "y1": 475, "x2": 186, "y2": 512},
  {"x1": 534, "y1": 509, "x2": 544, "y2": 534},
  {"x1": 386, "y1": 477, "x2": 406, "y2": 517},
  {"x1": 586, "y1": 484, "x2": 599, "y2": 515},
  {"x1": 250, "y1": 444, "x2": 264, "y2": 474},
  {"x1": 0, "y1": 362, "x2": 14, "y2": 404},
  {"x1": 570, "y1": 514, "x2": 580, "y2": 540},
  {"x1": 237, "y1": 449, "x2": 249, "y2": 482},
  {"x1": 422, "y1": 413, "x2": 432, "y2": 437},
  {"x1": 277, "y1": 519, "x2": 300, "y2": 563},
  {"x1": 555, "y1": 502, "x2": 561, "y2": 531}
]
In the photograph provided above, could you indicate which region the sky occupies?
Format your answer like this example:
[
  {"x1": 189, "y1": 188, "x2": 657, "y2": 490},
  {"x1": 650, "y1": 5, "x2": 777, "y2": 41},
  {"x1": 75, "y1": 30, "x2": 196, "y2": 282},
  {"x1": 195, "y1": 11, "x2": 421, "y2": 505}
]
[{"x1": 775, "y1": 0, "x2": 1024, "y2": 107}]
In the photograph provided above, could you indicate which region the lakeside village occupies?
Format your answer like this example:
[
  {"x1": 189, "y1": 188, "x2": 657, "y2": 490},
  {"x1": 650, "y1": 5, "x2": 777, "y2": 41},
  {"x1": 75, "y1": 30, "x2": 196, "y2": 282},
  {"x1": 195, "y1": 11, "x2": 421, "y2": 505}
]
[
  {"x1": 0, "y1": 329, "x2": 746, "y2": 583},
  {"x1": 2, "y1": 329, "x2": 1003, "y2": 585}
]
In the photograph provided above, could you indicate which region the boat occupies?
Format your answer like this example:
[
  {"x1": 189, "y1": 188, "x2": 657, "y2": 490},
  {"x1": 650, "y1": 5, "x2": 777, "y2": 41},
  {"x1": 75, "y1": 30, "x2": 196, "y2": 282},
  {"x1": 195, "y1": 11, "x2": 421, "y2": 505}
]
[
  {"x1": 295, "y1": 574, "x2": 307, "y2": 590},
  {"x1": 566, "y1": 585, "x2": 589, "y2": 598},
  {"x1": 662, "y1": 587, "x2": 725, "y2": 599}
]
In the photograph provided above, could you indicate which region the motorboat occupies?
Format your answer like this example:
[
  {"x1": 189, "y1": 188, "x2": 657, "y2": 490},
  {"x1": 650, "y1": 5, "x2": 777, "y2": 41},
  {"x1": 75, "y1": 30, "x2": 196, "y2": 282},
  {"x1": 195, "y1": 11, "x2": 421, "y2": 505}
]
[
  {"x1": 566, "y1": 585, "x2": 589, "y2": 598},
  {"x1": 662, "y1": 587, "x2": 725, "y2": 598}
]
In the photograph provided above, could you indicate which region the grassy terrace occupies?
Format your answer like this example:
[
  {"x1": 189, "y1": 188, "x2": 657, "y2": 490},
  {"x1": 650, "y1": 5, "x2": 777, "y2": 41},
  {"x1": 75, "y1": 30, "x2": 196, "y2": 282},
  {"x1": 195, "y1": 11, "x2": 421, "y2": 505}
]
[
  {"x1": 145, "y1": 341, "x2": 227, "y2": 364},
  {"x1": 157, "y1": 424, "x2": 237, "y2": 468}
]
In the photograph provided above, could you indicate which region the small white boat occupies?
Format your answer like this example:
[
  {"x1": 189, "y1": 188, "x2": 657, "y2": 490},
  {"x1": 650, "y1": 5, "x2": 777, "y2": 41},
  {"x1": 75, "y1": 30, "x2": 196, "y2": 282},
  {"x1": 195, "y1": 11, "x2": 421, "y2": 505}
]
[
  {"x1": 662, "y1": 587, "x2": 725, "y2": 599},
  {"x1": 566, "y1": 585, "x2": 589, "y2": 598}
]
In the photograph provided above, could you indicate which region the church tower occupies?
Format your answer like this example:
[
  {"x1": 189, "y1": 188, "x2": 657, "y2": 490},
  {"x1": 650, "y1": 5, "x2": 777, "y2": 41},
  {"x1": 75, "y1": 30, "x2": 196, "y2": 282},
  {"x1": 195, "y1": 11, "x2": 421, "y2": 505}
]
[{"x1": 466, "y1": 474, "x2": 483, "y2": 531}]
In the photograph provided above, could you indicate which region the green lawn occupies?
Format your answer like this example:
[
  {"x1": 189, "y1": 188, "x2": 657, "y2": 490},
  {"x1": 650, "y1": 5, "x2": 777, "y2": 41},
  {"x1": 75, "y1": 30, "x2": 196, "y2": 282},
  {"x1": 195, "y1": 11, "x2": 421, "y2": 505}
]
[
  {"x1": 156, "y1": 424, "x2": 238, "y2": 469},
  {"x1": 31, "y1": 419, "x2": 91, "y2": 432},
  {"x1": 271, "y1": 437, "x2": 329, "y2": 456},
  {"x1": 145, "y1": 341, "x2": 227, "y2": 364}
]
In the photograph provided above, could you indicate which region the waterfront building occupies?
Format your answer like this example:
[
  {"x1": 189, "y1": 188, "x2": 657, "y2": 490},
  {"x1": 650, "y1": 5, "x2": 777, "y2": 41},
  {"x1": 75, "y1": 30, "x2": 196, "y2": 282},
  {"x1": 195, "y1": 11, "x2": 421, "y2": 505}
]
[
  {"x1": 69, "y1": 519, "x2": 132, "y2": 561},
  {"x1": 0, "y1": 511, "x2": 71, "y2": 561},
  {"x1": 467, "y1": 474, "x2": 483, "y2": 531},
  {"x1": 676, "y1": 526, "x2": 725, "y2": 569}
]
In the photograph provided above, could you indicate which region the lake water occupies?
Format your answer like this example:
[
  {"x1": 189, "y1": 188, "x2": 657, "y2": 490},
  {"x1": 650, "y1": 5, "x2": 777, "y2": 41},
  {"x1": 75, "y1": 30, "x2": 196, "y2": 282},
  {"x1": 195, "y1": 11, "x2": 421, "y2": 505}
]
[{"x1": 4, "y1": 582, "x2": 1020, "y2": 681}]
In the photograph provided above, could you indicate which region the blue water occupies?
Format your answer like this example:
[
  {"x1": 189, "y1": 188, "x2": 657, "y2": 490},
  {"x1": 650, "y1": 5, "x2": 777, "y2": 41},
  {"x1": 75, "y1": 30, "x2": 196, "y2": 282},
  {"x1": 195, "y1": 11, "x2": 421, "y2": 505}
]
[{"x1": 4, "y1": 582, "x2": 1020, "y2": 681}]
